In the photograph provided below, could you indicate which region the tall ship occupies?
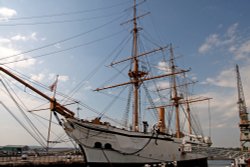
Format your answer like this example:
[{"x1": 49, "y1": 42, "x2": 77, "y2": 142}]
[{"x1": 0, "y1": 0, "x2": 212, "y2": 166}]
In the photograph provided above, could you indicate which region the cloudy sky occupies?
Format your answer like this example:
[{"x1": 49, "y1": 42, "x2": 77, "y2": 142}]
[{"x1": 0, "y1": 0, "x2": 250, "y2": 148}]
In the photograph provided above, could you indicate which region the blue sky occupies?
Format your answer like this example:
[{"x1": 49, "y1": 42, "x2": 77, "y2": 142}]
[{"x1": 0, "y1": 0, "x2": 250, "y2": 148}]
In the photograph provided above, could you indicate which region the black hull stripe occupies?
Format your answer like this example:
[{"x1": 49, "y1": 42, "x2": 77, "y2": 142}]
[
  {"x1": 84, "y1": 157, "x2": 208, "y2": 167},
  {"x1": 72, "y1": 120, "x2": 174, "y2": 141}
]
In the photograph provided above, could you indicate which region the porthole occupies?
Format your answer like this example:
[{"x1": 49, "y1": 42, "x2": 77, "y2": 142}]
[
  {"x1": 94, "y1": 142, "x2": 102, "y2": 148},
  {"x1": 104, "y1": 143, "x2": 112, "y2": 149}
]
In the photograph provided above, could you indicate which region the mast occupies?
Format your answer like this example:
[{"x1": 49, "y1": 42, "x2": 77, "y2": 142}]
[
  {"x1": 47, "y1": 75, "x2": 59, "y2": 151},
  {"x1": 131, "y1": 0, "x2": 139, "y2": 131},
  {"x1": 94, "y1": 1, "x2": 189, "y2": 132},
  {"x1": 147, "y1": 46, "x2": 211, "y2": 137},
  {"x1": 169, "y1": 44, "x2": 182, "y2": 138}
]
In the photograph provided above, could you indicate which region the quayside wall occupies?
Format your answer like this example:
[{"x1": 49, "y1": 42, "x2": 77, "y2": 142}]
[{"x1": 0, "y1": 155, "x2": 85, "y2": 167}]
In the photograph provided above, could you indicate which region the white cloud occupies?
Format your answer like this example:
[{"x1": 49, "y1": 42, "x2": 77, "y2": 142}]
[
  {"x1": 48, "y1": 73, "x2": 69, "y2": 82},
  {"x1": 156, "y1": 61, "x2": 169, "y2": 72},
  {"x1": 0, "y1": 46, "x2": 20, "y2": 60},
  {"x1": 155, "y1": 81, "x2": 170, "y2": 90},
  {"x1": 198, "y1": 23, "x2": 238, "y2": 54},
  {"x1": 217, "y1": 24, "x2": 223, "y2": 29},
  {"x1": 30, "y1": 32, "x2": 37, "y2": 40},
  {"x1": 0, "y1": 37, "x2": 12, "y2": 49},
  {"x1": 54, "y1": 43, "x2": 61, "y2": 49},
  {"x1": 28, "y1": 73, "x2": 70, "y2": 93},
  {"x1": 226, "y1": 23, "x2": 238, "y2": 38},
  {"x1": 197, "y1": 62, "x2": 250, "y2": 147},
  {"x1": 229, "y1": 45, "x2": 236, "y2": 52},
  {"x1": 48, "y1": 73, "x2": 56, "y2": 80},
  {"x1": 82, "y1": 81, "x2": 92, "y2": 90},
  {"x1": 0, "y1": 37, "x2": 11, "y2": 45},
  {"x1": 41, "y1": 37, "x2": 46, "y2": 41},
  {"x1": 0, "y1": 7, "x2": 17, "y2": 20},
  {"x1": 0, "y1": 51, "x2": 22, "y2": 69},
  {"x1": 198, "y1": 90, "x2": 237, "y2": 129},
  {"x1": 11, "y1": 35, "x2": 27, "y2": 41},
  {"x1": 11, "y1": 32, "x2": 38, "y2": 41},
  {"x1": 0, "y1": 32, "x2": 41, "y2": 68},
  {"x1": 201, "y1": 62, "x2": 250, "y2": 113},
  {"x1": 202, "y1": 68, "x2": 235, "y2": 88},
  {"x1": 232, "y1": 40, "x2": 250, "y2": 60},
  {"x1": 198, "y1": 34, "x2": 220, "y2": 54},
  {"x1": 59, "y1": 75, "x2": 69, "y2": 82},
  {"x1": 31, "y1": 73, "x2": 45, "y2": 82},
  {"x1": 13, "y1": 56, "x2": 36, "y2": 68},
  {"x1": 0, "y1": 45, "x2": 36, "y2": 68}
]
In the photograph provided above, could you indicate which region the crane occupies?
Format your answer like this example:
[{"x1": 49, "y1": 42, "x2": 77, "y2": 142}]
[{"x1": 236, "y1": 64, "x2": 250, "y2": 151}]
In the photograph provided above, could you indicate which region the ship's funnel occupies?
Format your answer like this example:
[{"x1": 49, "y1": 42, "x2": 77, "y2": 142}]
[{"x1": 158, "y1": 107, "x2": 166, "y2": 133}]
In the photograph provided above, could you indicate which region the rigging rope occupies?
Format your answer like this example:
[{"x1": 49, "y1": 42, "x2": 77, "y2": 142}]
[
  {"x1": 0, "y1": 12, "x2": 124, "y2": 26},
  {"x1": 0, "y1": 79, "x2": 47, "y2": 144},
  {"x1": 6, "y1": 1, "x2": 130, "y2": 21},
  {"x1": 167, "y1": 106, "x2": 174, "y2": 133},
  {"x1": 187, "y1": 106, "x2": 204, "y2": 137},
  {"x1": 110, "y1": 35, "x2": 133, "y2": 65},
  {"x1": 0, "y1": 13, "x2": 126, "y2": 63},
  {"x1": 0, "y1": 81, "x2": 47, "y2": 148},
  {"x1": 99, "y1": 64, "x2": 130, "y2": 89},
  {"x1": 122, "y1": 85, "x2": 133, "y2": 128},
  {"x1": 0, "y1": 77, "x2": 76, "y2": 149},
  {"x1": 99, "y1": 85, "x2": 128, "y2": 119},
  {"x1": 142, "y1": 82, "x2": 158, "y2": 121},
  {"x1": 0, "y1": 101, "x2": 46, "y2": 148},
  {"x1": 61, "y1": 31, "x2": 132, "y2": 105},
  {"x1": 1, "y1": 30, "x2": 125, "y2": 66}
]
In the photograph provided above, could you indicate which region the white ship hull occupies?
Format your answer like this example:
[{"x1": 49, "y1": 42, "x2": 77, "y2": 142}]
[{"x1": 64, "y1": 118, "x2": 208, "y2": 167}]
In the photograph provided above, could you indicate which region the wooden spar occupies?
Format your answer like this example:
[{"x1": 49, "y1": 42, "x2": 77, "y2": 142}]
[
  {"x1": 120, "y1": 12, "x2": 150, "y2": 26},
  {"x1": 154, "y1": 81, "x2": 198, "y2": 92},
  {"x1": 109, "y1": 46, "x2": 168, "y2": 67},
  {"x1": 28, "y1": 102, "x2": 76, "y2": 112},
  {"x1": 94, "y1": 70, "x2": 190, "y2": 91},
  {"x1": 147, "y1": 97, "x2": 213, "y2": 109},
  {"x1": 0, "y1": 66, "x2": 75, "y2": 118}
]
